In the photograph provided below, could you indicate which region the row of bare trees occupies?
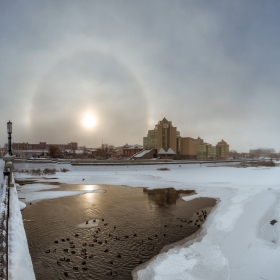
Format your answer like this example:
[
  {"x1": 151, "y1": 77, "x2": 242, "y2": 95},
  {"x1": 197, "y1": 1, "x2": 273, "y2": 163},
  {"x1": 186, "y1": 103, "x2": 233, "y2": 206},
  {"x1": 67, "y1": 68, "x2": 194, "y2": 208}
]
[{"x1": 229, "y1": 149, "x2": 280, "y2": 159}]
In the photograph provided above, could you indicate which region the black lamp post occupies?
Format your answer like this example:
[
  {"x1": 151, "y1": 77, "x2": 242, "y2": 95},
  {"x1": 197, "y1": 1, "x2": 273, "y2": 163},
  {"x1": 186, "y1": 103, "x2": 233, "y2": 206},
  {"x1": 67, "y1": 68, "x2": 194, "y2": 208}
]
[{"x1": 7, "y1": 120, "x2": 12, "y2": 155}]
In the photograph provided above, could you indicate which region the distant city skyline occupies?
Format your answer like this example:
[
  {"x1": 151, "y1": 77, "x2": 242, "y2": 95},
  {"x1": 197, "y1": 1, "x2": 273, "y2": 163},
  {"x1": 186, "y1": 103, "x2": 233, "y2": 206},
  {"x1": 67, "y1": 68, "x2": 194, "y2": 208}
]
[{"x1": 1, "y1": 1, "x2": 280, "y2": 152}]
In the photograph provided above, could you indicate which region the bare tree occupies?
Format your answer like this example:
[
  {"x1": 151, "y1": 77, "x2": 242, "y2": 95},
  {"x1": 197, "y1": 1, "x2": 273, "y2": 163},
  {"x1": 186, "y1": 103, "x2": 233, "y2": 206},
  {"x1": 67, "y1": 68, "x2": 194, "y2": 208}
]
[{"x1": 48, "y1": 145, "x2": 59, "y2": 158}]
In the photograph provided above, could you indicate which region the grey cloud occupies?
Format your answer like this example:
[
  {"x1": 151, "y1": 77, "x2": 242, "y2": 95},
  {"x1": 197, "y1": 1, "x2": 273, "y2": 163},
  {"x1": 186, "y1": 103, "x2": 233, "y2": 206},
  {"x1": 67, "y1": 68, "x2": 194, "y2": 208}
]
[{"x1": 0, "y1": 0, "x2": 280, "y2": 151}]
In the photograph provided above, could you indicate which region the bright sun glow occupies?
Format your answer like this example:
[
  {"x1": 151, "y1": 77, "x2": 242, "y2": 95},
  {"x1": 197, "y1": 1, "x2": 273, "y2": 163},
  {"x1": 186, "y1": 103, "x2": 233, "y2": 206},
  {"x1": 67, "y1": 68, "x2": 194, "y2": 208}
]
[{"x1": 82, "y1": 114, "x2": 97, "y2": 129}]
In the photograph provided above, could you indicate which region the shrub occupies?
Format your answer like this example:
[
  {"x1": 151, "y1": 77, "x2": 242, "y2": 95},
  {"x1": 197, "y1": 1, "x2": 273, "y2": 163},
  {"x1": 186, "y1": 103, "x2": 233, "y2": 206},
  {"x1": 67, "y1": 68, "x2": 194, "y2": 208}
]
[
  {"x1": 238, "y1": 160, "x2": 276, "y2": 168},
  {"x1": 30, "y1": 168, "x2": 42, "y2": 176},
  {"x1": 250, "y1": 160, "x2": 276, "y2": 167},
  {"x1": 14, "y1": 168, "x2": 57, "y2": 175},
  {"x1": 14, "y1": 169, "x2": 24, "y2": 173},
  {"x1": 43, "y1": 168, "x2": 57, "y2": 175},
  {"x1": 157, "y1": 168, "x2": 170, "y2": 171},
  {"x1": 60, "y1": 168, "x2": 69, "y2": 173}
]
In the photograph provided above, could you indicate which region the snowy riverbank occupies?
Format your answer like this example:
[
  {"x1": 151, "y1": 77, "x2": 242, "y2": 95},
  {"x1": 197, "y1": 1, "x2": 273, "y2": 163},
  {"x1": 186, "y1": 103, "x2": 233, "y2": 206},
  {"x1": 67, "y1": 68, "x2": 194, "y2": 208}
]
[{"x1": 14, "y1": 161, "x2": 280, "y2": 279}]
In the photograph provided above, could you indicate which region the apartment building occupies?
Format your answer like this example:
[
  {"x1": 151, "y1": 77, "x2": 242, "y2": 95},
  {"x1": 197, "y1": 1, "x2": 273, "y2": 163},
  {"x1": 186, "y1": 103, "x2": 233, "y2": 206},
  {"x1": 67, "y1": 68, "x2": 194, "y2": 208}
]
[
  {"x1": 143, "y1": 118, "x2": 229, "y2": 160},
  {"x1": 216, "y1": 140, "x2": 230, "y2": 159},
  {"x1": 177, "y1": 136, "x2": 203, "y2": 159},
  {"x1": 143, "y1": 118, "x2": 179, "y2": 156}
]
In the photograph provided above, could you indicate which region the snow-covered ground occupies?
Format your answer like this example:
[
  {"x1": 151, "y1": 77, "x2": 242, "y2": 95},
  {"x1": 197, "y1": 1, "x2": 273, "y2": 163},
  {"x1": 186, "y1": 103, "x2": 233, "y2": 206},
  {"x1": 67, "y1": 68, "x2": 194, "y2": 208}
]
[{"x1": 11, "y1": 161, "x2": 280, "y2": 279}]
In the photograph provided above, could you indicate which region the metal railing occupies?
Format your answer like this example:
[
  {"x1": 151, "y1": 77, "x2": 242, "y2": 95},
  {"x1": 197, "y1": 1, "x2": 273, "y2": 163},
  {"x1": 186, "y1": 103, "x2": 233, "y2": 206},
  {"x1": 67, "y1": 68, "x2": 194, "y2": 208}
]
[{"x1": 0, "y1": 170, "x2": 10, "y2": 280}]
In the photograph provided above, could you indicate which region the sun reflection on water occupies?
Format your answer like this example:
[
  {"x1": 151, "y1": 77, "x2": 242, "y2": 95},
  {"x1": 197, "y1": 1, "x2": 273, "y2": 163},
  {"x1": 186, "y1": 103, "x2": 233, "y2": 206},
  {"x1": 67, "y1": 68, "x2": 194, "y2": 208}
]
[
  {"x1": 83, "y1": 184, "x2": 99, "y2": 190},
  {"x1": 82, "y1": 185, "x2": 103, "y2": 203},
  {"x1": 84, "y1": 192, "x2": 98, "y2": 203}
]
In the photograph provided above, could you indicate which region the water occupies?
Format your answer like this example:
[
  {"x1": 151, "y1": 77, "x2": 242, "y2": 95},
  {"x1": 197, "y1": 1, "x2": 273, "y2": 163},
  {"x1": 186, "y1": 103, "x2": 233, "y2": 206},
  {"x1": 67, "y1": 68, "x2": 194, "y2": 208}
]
[{"x1": 21, "y1": 184, "x2": 216, "y2": 280}]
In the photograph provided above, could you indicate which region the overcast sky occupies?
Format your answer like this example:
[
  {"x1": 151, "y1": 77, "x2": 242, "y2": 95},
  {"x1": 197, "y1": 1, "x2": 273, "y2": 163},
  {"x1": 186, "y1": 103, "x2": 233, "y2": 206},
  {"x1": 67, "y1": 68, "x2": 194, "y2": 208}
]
[{"x1": 1, "y1": 0, "x2": 280, "y2": 152}]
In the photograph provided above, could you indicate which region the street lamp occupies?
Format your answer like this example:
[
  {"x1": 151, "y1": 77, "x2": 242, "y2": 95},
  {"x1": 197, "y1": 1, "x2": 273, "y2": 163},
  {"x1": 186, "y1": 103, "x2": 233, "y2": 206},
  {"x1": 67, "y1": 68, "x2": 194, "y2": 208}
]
[{"x1": 7, "y1": 120, "x2": 12, "y2": 155}]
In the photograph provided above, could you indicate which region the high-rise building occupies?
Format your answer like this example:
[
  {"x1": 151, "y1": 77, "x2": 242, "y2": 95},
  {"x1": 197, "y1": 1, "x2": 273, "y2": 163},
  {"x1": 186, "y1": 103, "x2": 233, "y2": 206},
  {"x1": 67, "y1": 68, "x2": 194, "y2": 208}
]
[
  {"x1": 143, "y1": 118, "x2": 179, "y2": 154},
  {"x1": 216, "y1": 140, "x2": 229, "y2": 159}
]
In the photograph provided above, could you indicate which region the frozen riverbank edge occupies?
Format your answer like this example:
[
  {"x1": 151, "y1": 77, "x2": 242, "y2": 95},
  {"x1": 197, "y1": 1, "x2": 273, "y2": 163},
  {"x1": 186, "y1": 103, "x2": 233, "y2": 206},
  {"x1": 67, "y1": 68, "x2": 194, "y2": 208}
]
[{"x1": 14, "y1": 161, "x2": 280, "y2": 280}]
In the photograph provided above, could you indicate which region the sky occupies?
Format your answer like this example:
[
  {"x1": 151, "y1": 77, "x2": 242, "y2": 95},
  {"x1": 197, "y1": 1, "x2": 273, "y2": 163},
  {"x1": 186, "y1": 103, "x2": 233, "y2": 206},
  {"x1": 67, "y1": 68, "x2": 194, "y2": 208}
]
[{"x1": 1, "y1": 0, "x2": 280, "y2": 152}]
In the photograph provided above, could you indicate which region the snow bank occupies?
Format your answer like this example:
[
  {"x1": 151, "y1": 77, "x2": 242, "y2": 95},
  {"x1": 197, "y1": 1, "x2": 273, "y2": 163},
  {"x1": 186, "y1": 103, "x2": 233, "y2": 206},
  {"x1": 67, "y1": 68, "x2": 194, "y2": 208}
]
[
  {"x1": 18, "y1": 201, "x2": 26, "y2": 211},
  {"x1": 8, "y1": 185, "x2": 35, "y2": 280}
]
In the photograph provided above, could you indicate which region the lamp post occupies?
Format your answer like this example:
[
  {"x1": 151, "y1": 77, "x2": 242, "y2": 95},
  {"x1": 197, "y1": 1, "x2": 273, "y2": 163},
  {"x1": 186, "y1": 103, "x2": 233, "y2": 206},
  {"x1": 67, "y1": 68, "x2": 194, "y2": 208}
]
[{"x1": 7, "y1": 120, "x2": 12, "y2": 155}]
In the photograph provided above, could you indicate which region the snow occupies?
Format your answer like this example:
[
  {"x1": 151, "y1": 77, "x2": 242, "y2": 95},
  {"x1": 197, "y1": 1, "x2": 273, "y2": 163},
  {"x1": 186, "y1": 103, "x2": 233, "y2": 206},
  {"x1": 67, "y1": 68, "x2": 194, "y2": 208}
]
[
  {"x1": 8, "y1": 180, "x2": 35, "y2": 280},
  {"x1": 134, "y1": 149, "x2": 152, "y2": 158},
  {"x1": 8, "y1": 161, "x2": 280, "y2": 279},
  {"x1": 158, "y1": 148, "x2": 167, "y2": 155},
  {"x1": 166, "y1": 148, "x2": 176, "y2": 154},
  {"x1": 18, "y1": 201, "x2": 26, "y2": 211}
]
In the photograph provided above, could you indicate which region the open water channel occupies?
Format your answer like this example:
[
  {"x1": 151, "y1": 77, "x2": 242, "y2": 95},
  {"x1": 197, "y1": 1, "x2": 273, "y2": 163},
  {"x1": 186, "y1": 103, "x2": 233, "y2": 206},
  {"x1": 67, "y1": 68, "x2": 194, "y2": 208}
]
[{"x1": 21, "y1": 183, "x2": 216, "y2": 280}]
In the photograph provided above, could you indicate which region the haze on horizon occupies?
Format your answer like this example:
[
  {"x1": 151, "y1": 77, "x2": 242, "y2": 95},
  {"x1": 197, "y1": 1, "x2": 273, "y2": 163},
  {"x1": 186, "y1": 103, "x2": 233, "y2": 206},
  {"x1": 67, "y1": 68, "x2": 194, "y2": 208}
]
[{"x1": 1, "y1": 0, "x2": 280, "y2": 152}]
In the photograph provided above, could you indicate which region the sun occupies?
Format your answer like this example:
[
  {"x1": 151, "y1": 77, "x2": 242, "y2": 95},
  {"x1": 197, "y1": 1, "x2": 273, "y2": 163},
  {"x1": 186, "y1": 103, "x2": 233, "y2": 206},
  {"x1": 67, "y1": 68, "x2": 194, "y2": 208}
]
[{"x1": 82, "y1": 114, "x2": 97, "y2": 129}]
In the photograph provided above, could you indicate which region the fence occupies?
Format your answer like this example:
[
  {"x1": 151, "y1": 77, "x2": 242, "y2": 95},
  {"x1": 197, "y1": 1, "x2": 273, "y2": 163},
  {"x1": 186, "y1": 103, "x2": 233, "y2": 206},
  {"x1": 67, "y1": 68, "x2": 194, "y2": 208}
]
[{"x1": 0, "y1": 172, "x2": 10, "y2": 280}]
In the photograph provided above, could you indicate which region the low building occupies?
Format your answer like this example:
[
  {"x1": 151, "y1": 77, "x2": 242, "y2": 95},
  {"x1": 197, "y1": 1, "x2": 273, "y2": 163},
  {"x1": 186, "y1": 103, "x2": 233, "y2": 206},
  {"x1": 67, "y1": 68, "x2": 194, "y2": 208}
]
[
  {"x1": 114, "y1": 144, "x2": 143, "y2": 157},
  {"x1": 122, "y1": 144, "x2": 143, "y2": 157},
  {"x1": 110, "y1": 153, "x2": 119, "y2": 159},
  {"x1": 13, "y1": 149, "x2": 48, "y2": 159},
  {"x1": 12, "y1": 142, "x2": 78, "y2": 151}
]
